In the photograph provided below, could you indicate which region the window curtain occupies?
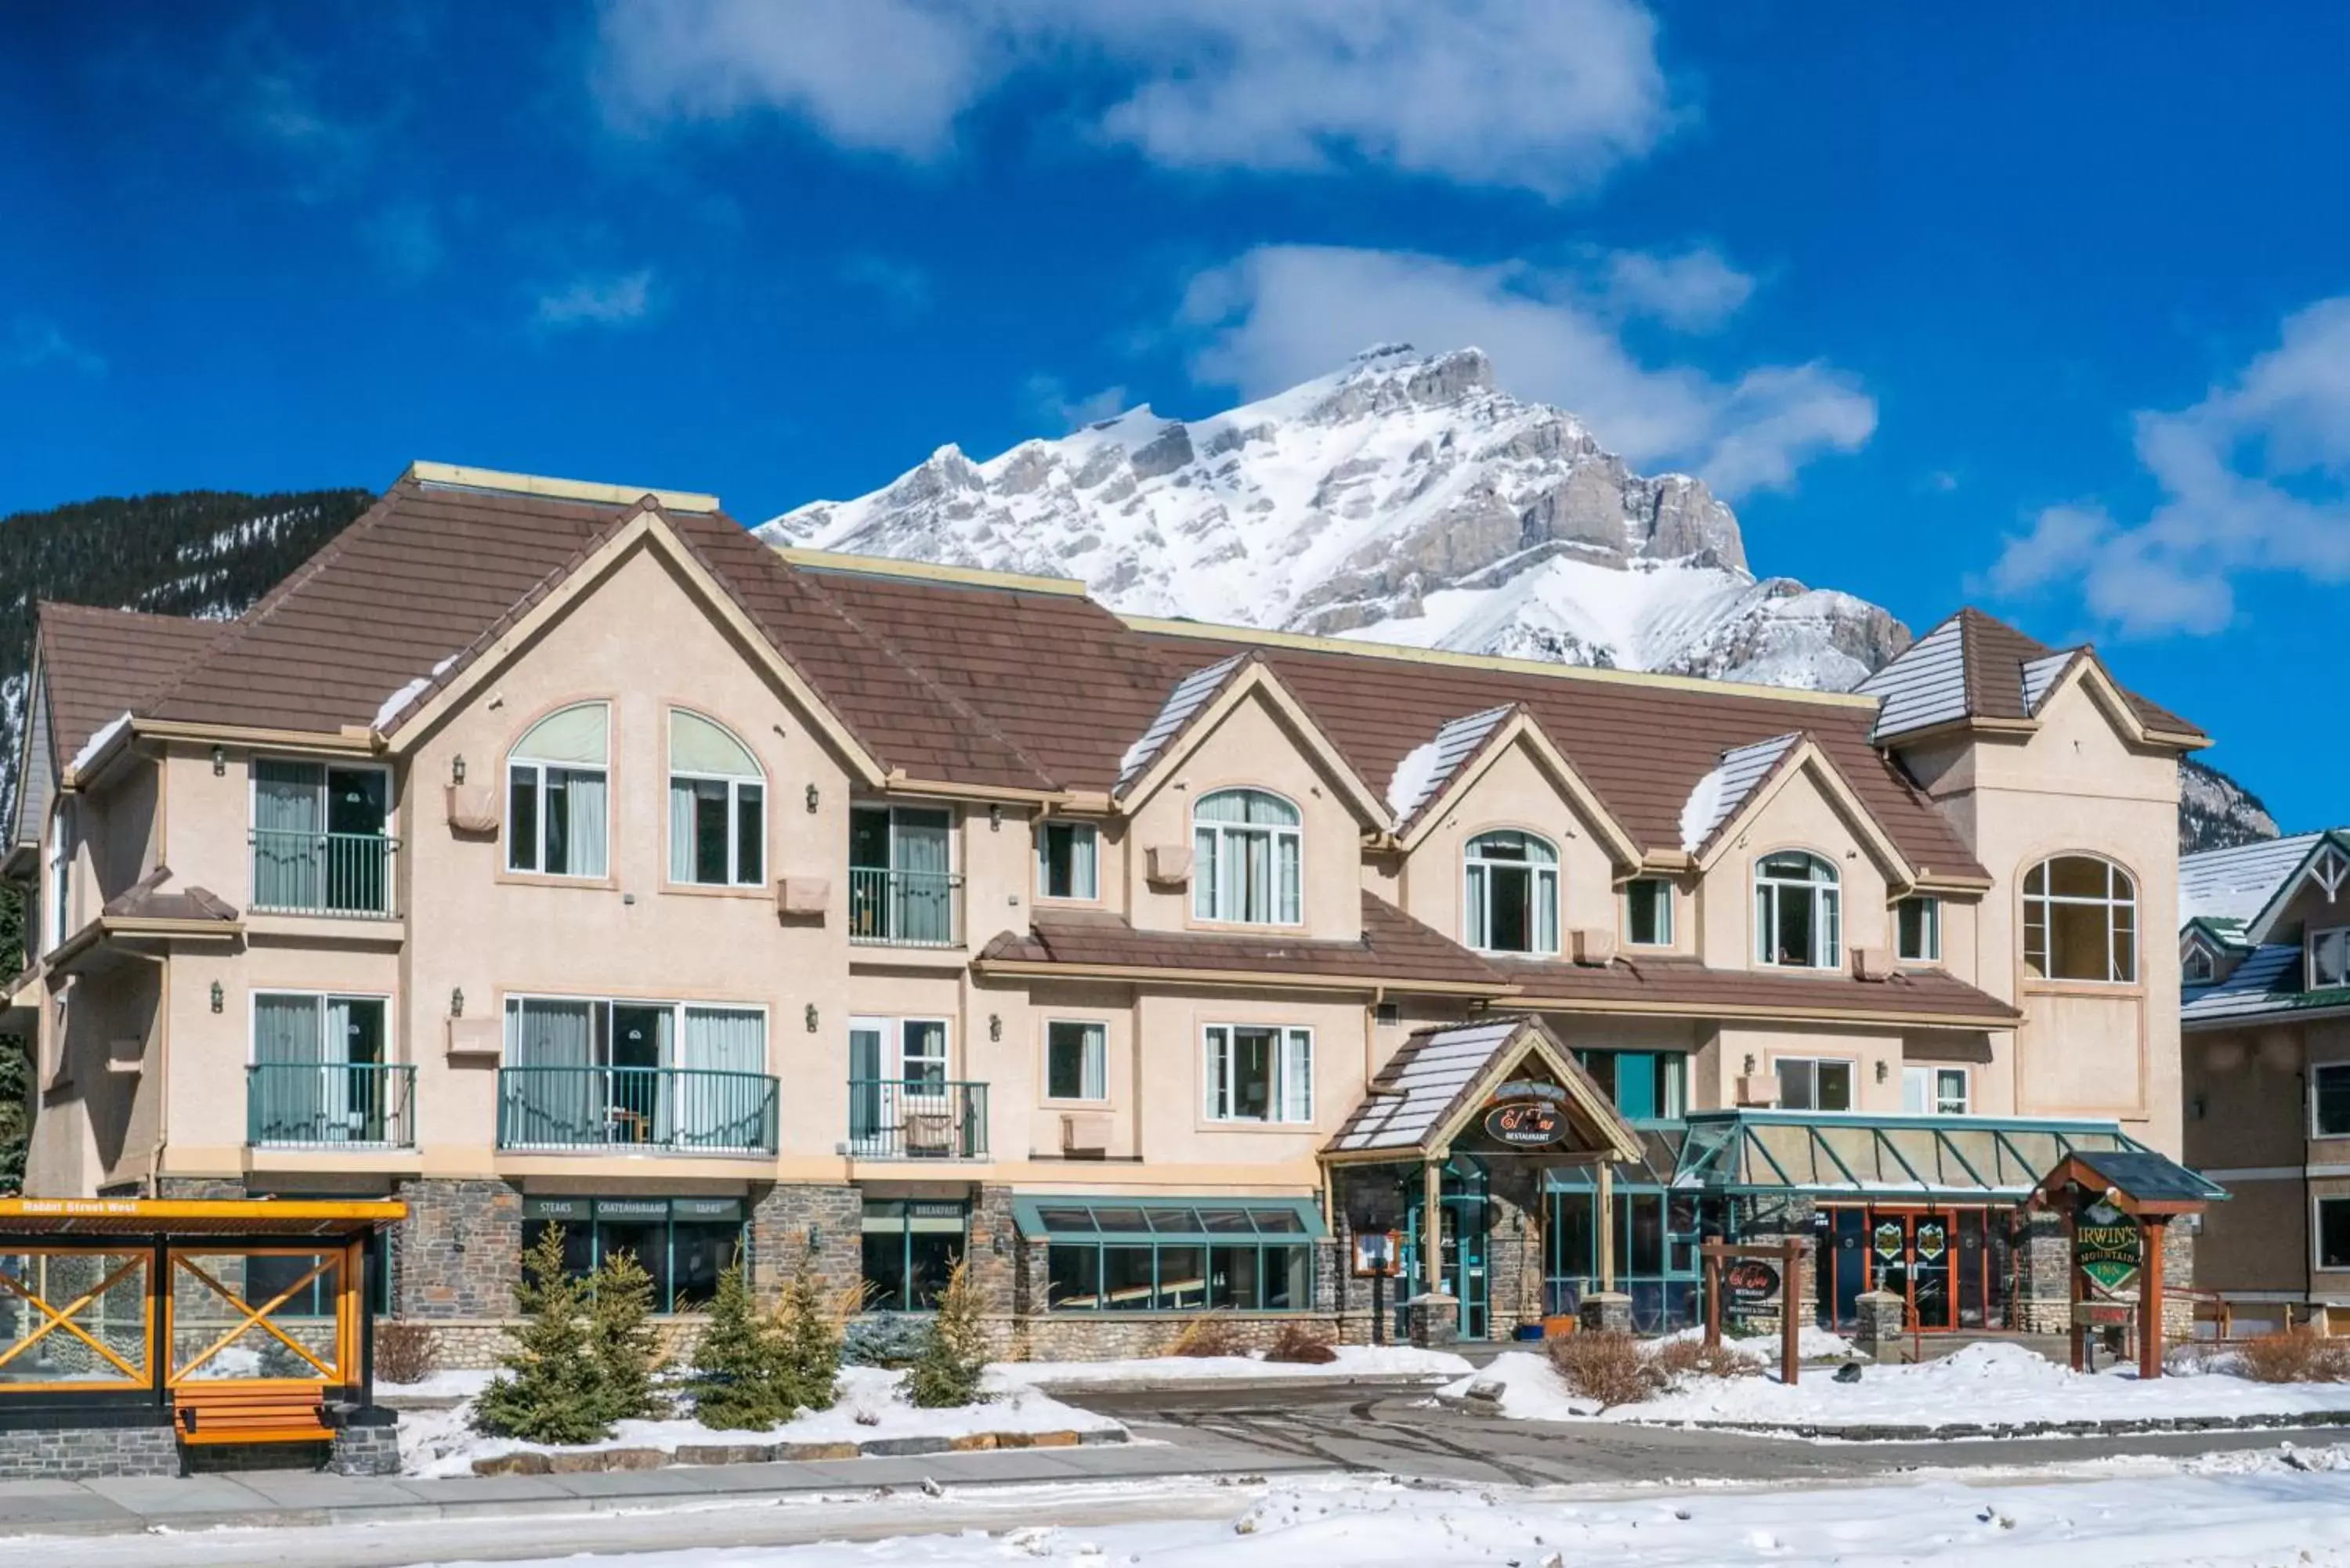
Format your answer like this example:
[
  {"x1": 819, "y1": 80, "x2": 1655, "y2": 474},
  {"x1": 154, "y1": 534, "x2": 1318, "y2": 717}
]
[
  {"x1": 1535, "y1": 867, "x2": 1560, "y2": 954},
  {"x1": 1192, "y1": 824, "x2": 1218, "y2": 919},
  {"x1": 507, "y1": 999, "x2": 595, "y2": 1145},
  {"x1": 668, "y1": 780, "x2": 696, "y2": 883},
  {"x1": 1280, "y1": 1029, "x2": 1313, "y2": 1123},
  {"x1": 894, "y1": 813, "x2": 952, "y2": 943},
  {"x1": 560, "y1": 768, "x2": 608, "y2": 878},
  {"x1": 1202, "y1": 1026, "x2": 1230, "y2": 1119},
  {"x1": 680, "y1": 1007, "x2": 767, "y2": 1148},
  {"x1": 848, "y1": 1024, "x2": 885, "y2": 1146},
  {"x1": 1068, "y1": 826, "x2": 1097, "y2": 899},
  {"x1": 253, "y1": 761, "x2": 324, "y2": 909},
  {"x1": 1277, "y1": 835, "x2": 1300, "y2": 924},
  {"x1": 253, "y1": 994, "x2": 323, "y2": 1143},
  {"x1": 1464, "y1": 862, "x2": 1488, "y2": 948},
  {"x1": 1079, "y1": 1021, "x2": 1106, "y2": 1101}
]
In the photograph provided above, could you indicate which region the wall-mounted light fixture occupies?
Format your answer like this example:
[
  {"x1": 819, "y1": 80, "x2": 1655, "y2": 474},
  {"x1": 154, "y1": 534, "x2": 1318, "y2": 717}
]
[
  {"x1": 988, "y1": 804, "x2": 1003, "y2": 832},
  {"x1": 210, "y1": 746, "x2": 226, "y2": 777},
  {"x1": 988, "y1": 1013, "x2": 1002, "y2": 1042},
  {"x1": 1874, "y1": 1059, "x2": 1889, "y2": 1084},
  {"x1": 452, "y1": 754, "x2": 468, "y2": 785},
  {"x1": 209, "y1": 981, "x2": 224, "y2": 1014},
  {"x1": 804, "y1": 783, "x2": 819, "y2": 814},
  {"x1": 805, "y1": 1003, "x2": 819, "y2": 1034},
  {"x1": 450, "y1": 987, "x2": 465, "y2": 1018},
  {"x1": 1742, "y1": 1053, "x2": 1757, "y2": 1075}
]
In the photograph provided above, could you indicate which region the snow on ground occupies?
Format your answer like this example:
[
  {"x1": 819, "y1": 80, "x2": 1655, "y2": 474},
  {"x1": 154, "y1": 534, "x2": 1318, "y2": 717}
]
[
  {"x1": 1452, "y1": 1340, "x2": 2350, "y2": 1430},
  {"x1": 999, "y1": 1345, "x2": 1473, "y2": 1388},
  {"x1": 399, "y1": 1365, "x2": 1120, "y2": 1478},
  {"x1": 396, "y1": 1453, "x2": 2350, "y2": 1566},
  {"x1": 380, "y1": 1368, "x2": 497, "y2": 1400}
]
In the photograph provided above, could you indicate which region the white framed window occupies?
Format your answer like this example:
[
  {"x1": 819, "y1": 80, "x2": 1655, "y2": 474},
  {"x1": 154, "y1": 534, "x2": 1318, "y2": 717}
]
[
  {"x1": 1775, "y1": 1057, "x2": 1854, "y2": 1111},
  {"x1": 503, "y1": 994, "x2": 770, "y2": 1152},
  {"x1": 1625, "y1": 877, "x2": 1673, "y2": 946},
  {"x1": 251, "y1": 991, "x2": 394, "y2": 1146},
  {"x1": 1192, "y1": 789, "x2": 1301, "y2": 926},
  {"x1": 2313, "y1": 928, "x2": 2350, "y2": 992},
  {"x1": 42, "y1": 800, "x2": 72, "y2": 955},
  {"x1": 1202, "y1": 1024, "x2": 1313, "y2": 1123},
  {"x1": 251, "y1": 759, "x2": 395, "y2": 914},
  {"x1": 1463, "y1": 829, "x2": 1559, "y2": 955},
  {"x1": 1755, "y1": 851, "x2": 1842, "y2": 969},
  {"x1": 2023, "y1": 854, "x2": 2136, "y2": 983},
  {"x1": 1896, "y1": 895, "x2": 1941, "y2": 962},
  {"x1": 1901, "y1": 1064, "x2": 1969, "y2": 1116},
  {"x1": 507, "y1": 703, "x2": 610, "y2": 878},
  {"x1": 1046, "y1": 1020, "x2": 1108, "y2": 1101},
  {"x1": 1037, "y1": 821, "x2": 1099, "y2": 901},
  {"x1": 2319, "y1": 1196, "x2": 2350, "y2": 1272},
  {"x1": 2315, "y1": 1063, "x2": 2350, "y2": 1138},
  {"x1": 900, "y1": 1018, "x2": 950, "y2": 1093},
  {"x1": 668, "y1": 710, "x2": 765, "y2": 887},
  {"x1": 2184, "y1": 945, "x2": 2217, "y2": 986}
]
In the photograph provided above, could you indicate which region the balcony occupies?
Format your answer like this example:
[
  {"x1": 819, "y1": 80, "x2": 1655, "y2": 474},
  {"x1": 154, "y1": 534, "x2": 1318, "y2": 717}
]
[
  {"x1": 848, "y1": 867, "x2": 962, "y2": 948},
  {"x1": 249, "y1": 830, "x2": 399, "y2": 918},
  {"x1": 248, "y1": 1062, "x2": 415, "y2": 1150},
  {"x1": 848, "y1": 1078, "x2": 989, "y2": 1159},
  {"x1": 497, "y1": 1066, "x2": 780, "y2": 1155}
]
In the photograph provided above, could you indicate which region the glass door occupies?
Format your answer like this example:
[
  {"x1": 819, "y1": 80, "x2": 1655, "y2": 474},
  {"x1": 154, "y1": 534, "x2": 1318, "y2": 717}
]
[
  {"x1": 1910, "y1": 1214, "x2": 1955, "y2": 1330},
  {"x1": 1404, "y1": 1158, "x2": 1490, "y2": 1339},
  {"x1": 607, "y1": 1004, "x2": 670, "y2": 1145},
  {"x1": 848, "y1": 1017, "x2": 886, "y2": 1151}
]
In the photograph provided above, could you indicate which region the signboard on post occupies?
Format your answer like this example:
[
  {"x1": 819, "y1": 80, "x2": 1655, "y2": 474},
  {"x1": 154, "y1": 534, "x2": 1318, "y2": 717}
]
[
  {"x1": 1724, "y1": 1255, "x2": 1782, "y2": 1313},
  {"x1": 2074, "y1": 1197, "x2": 2143, "y2": 1292},
  {"x1": 1700, "y1": 1238, "x2": 1803, "y2": 1386}
]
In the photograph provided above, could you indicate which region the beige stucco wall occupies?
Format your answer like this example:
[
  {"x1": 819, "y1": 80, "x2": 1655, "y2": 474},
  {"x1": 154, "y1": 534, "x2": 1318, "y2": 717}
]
[
  {"x1": 1391, "y1": 739, "x2": 1628, "y2": 952},
  {"x1": 1695, "y1": 761, "x2": 1898, "y2": 967}
]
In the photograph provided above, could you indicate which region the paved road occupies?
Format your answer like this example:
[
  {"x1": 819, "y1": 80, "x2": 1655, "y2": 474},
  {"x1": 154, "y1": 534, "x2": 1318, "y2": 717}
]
[{"x1": 1073, "y1": 1378, "x2": 2348, "y2": 1488}]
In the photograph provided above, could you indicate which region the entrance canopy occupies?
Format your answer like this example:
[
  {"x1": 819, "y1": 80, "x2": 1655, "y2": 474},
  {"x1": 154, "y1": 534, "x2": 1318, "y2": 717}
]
[
  {"x1": 1675, "y1": 1111, "x2": 2200, "y2": 1201},
  {"x1": 0, "y1": 1198, "x2": 405, "y2": 1240},
  {"x1": 2029, "y1": 1149, "x2": 2228, "y2": 1216},
  {"x1": 1324, "y1": 1014, "x2": 1642, "y2": 1166}
]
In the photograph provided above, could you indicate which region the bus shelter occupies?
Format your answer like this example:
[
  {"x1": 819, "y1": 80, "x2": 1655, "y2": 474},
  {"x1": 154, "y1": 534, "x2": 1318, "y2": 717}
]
[{"x1": 0, "y1": 1198, "x2": 404, "y2": 1471}]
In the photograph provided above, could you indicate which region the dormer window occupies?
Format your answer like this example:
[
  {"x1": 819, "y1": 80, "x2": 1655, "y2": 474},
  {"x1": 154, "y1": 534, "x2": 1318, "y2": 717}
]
[
  {"x1": 2312, "y1": 927, "x2": 2350, "y2": 992},
  {"x1": 1038, "y1": 821, "x2": 1099, "y2": 901},
  {"x1": 1755, "y1": 851, "x2": 1841, "y2": 969},
  {"x1": 1463, "y1": 830, "x2": 1559, "y2": 955},
  {"x1": 667, "y1": 710, "x2": 765, "y2": 887},
  {"x1": 508, "y1": 703, "x2": 610, "y2": 879},
  {"x1": 1896, "y1": 895, "x2": 1941, "y2": 963},
  {"x1": 1192, "y1": 789, "x2": 1300, "y2": 926}
]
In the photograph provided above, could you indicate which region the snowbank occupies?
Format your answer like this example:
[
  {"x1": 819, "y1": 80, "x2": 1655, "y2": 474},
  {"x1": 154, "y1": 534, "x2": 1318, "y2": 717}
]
[
  {"x1": 999, "y1": 1345, "x2": 1473, "y2": 1387},
  {"x1": 1450, "y1": 1340, "x2": 2350, "y2": 1432},
  {"x1": 400, "y1": 1364, "x2": 1120, "y2": 1477}
]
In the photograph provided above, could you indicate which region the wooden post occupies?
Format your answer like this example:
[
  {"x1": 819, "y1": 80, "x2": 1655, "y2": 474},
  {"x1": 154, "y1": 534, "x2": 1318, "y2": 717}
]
[
  {"x1": 2140, "y1": 1216, "x2": 2167, "y2": 1381},
  {"x1": 1703, "y1": 1237, "x2": 1722, "y2": 1349},
  {"x1": 1781, "y1": 1238, "x2": 1802, "y2": 1387},
  {"x1": 1422, "y1": 1158, "x2": 1444, "y2": 1302},
  {"x1": 1596, "y1": 1160, "x2": 1615, "y2": 1292},
  {"x1": 2066, "y1": 1199, "x2": 2084, "y2": 1374}
]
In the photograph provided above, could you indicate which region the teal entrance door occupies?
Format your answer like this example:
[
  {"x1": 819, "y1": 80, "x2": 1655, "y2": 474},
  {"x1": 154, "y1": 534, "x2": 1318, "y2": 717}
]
[{"x1": 1404, "y1": 1155, "x2": 1491, "y2": 1339}]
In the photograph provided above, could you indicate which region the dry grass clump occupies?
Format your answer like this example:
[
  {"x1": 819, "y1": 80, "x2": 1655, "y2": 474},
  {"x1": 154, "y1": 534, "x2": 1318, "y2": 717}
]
[
  {"x1": 1649, "y1": 1335, "x2": 1759, "y2": 1384},
  {"x1": 2235, "y1": 1328, "x2": 2350, "y2": 1384},
  {"x1": 1544, "y1": 1330, "x2": 1655, "y2": 1409},
  {"x1": 1169, "y1": 1315, "x2": 1249, "y2": 1358},
  {"x1": 1263, "y1": 1321, "x2": 1339, "y2": 1364},
  {"x1": 374, "y1": 1321, "x2": 439, "y2": 1386}
]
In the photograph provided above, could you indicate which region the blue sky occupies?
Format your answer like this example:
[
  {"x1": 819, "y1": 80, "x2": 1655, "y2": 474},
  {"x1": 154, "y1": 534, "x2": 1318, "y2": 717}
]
[{"x1": 4, "y1": 3, "x2": 2348, "y2": 827}]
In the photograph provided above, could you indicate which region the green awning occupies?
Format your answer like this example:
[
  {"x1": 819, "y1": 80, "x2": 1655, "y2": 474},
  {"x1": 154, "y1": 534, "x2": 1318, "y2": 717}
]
[{"x1": 1010, "y1": 1195, "x2": 1324, "y2": 1244}]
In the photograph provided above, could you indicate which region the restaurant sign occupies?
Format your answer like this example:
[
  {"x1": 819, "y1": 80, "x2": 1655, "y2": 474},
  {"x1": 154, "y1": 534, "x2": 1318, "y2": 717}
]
[
  {"x1": 1484, "y1": 1101, "x2": 1564, "y2": 1147},
  {"x1": 2075, "y1": 1197, "x2": 2142, "y2": 1292},
  {"x1": 1724, "y1": 1255, "x2": 1783, "y2": 1312}
]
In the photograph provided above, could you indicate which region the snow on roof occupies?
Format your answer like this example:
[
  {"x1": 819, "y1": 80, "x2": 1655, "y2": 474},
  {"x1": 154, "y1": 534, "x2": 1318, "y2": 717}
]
[
  {"x1": 2019, "y1": 649, "x2": 2076, "y2": 714},
  {"x1": 1327, "y1": 1017, "x2": 1524, "y2": 1154},
  {"x1": 1386, "y1": 705, "x2": 1513, "y2": 826},
  {"x1": 2182, "y1": 941, "x2": 2317, "y2": 1023},
  {"x1": 68, "y1": 711, "x2": 130, "y2": 775},
  {"x1": 1679, "y1": 732, "x2": 1799, "y2": 854},
  {"x1": 2180, "y1": 832, "x2": 2326, "y2": 926},
  {"x1": 1855, "y1": 616, "x2": 1967, "y2": 742},
  {"x1": 1115, "y1": 655, "x2": 1245, "y2": 793}
]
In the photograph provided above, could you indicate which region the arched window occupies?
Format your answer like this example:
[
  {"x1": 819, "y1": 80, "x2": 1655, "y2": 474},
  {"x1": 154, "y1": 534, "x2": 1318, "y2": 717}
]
[
  {"x1": 1192, "y1": 789, "x2": 1301, "y2": 925},
  {"x1": 1755, "y1": 851, "x2": 1841, "y2": 969},
  {"x1": 2024, "y1": 855, "x2": 2136, "y2": 982},
  {"x1": 507, "y1": 703, "x2": 609, "y2": 878},
  {"x1": 669, "y1": 710, "x2": 765, "y2": 887},
  {"x1": 1463, "y1": 829, "x2": 1559, "y2": 955}
]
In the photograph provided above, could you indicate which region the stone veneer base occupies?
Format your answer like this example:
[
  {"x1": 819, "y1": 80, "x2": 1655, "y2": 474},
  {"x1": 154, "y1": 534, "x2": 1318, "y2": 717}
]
[{"x1": 0, "y1": 1421, "x2": 180, "y2": 1480}]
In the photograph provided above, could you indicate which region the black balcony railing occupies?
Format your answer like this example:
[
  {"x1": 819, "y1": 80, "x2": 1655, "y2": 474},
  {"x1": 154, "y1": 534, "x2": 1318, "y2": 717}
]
[
  {"x1": 847, "y1": 867, "x2": 961, "y2": 948},
  {"x1": 250, "y1": 829, "x2": 398, "y2": 917},
  {"x1": 846, "y1": 1078, "x2": 989, "y2": 1159},
  {"x1": 497, "y1": 1066, "x2": 780, "y2": 1154},
  {"x1": 247, "y1": 1062, "x2": 415, "y2": 1149}
]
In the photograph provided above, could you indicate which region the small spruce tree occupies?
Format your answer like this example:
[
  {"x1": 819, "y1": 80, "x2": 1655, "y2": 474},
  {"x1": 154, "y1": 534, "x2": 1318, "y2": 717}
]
[
  {"x1": 904, "y1": 1260, "x2": 989, "y2": 1408},
  {"x1": 773, "y1": 1249, "x2": 841, "y2": 1414},
  {"x1": 473, "y1": 1225, "x2": 608, "y2": 1444},
  {"x1": 688, "y1": 1263, "x2": 790, "y2": 1431},
  {"x1": 586, "y1": 1245, "x2": 666, "y2": 1425}
]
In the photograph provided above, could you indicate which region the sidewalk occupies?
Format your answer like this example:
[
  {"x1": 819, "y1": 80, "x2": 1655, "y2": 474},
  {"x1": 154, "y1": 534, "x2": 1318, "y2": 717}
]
[{"x1": 0, "y1": 1428, "x2": 1325, "y2": 1539}]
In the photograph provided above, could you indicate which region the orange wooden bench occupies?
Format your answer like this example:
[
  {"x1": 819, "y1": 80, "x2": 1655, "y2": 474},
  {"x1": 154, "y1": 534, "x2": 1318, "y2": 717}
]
[{"x1": 172, "y1": 1384, "x2": 333, "y2": 1445}]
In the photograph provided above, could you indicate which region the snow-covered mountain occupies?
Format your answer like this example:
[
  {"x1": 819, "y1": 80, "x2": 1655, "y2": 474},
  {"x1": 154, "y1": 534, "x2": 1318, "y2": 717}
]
[{"x1": 759, "y1": 345, "x2": 1909, "y2": 689}]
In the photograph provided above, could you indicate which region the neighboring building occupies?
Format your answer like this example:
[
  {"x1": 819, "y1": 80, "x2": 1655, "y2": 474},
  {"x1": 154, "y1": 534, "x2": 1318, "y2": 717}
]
[
  {"x1": 2180, "y1": 831, "x2": 2350, "y2": 1331},
  {"x1": 0, "y1": 465, "x2": 2208, "y2": 1357}
]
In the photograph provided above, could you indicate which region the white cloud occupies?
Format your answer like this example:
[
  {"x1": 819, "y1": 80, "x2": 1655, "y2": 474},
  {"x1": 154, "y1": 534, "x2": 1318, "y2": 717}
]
[
  {"x1": 9, "y1": 318, "x2": 105, "y2": 379},
  {"x1": 1025, "y1": 375, "x2": 1131, "y2": 432},
  {"x1": 533, "y1": 269, "x2": 656, "y2": 329},
  {"x1": 595, "y1": 0, "x2": 1671, "y2": 197},
  {"x1": 1180, "y1": 245, "x2": 1874, "y2": 498},
  {"x1": 1601, "y1": 247, "x2": 1754, "y2": 332},
  {"x1": 1989, "y1": 296, "x2": 2350, "y2": 638}
]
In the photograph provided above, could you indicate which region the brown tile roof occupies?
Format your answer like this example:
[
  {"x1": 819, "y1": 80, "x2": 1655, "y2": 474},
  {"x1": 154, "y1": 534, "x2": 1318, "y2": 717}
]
[
  {"x1": 1490, "y1": 953, "x2": 2022, "y2": 1024},
  {"x1": 38, "y1": 605, "x2": 220, "y2": 762},
  {"x1": 1142, "y1": 631, "x2": 1988, "y2": 881},
  {"x1": 977, "y1": 891, "x2": 1507, "y2": 992},
  {"x1": 1954, "y1": 607, "x2": 2203, "y2": 739},
  {"x1": 100, "y1": 866, "x2": 238, "y2": 923}
]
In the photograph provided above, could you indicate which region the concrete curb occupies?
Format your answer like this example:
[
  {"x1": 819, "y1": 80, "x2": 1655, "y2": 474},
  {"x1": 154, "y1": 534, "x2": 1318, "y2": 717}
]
[
  {"x1": 1010, "y1": 1374, "x2": 1459, "y2": 1396},
  {"x1": 469, "y1": 1426, "x2": 1127, "y2": 1476},
  {"x1": 1441, "y1": 1391, "x2": 2350, "y2": 1443}
]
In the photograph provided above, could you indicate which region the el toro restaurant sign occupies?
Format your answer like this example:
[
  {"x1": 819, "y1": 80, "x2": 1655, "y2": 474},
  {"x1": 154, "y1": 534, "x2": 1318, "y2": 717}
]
[
  {"x1": 2075, "y1": 1196, "x2": 2143, "y2": 1292},
  {"x1": 1484, "y1": 1080, "x2": 1568, "y2": 1147}
]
